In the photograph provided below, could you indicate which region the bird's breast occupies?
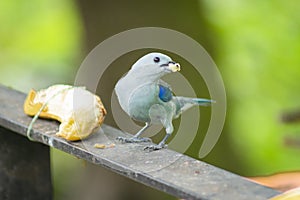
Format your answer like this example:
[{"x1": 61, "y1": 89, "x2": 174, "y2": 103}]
[
  {"x1": 127, "y1": 83, "x2": 176, "y2": 124},
  {"x1": 127, "y1": 84, "x2": 158, "y2": 121}
]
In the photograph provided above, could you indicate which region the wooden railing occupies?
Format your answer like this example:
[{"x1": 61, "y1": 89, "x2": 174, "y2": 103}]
[{"x1": 0, "y1": 84, "x2": 280, "y2": 200}]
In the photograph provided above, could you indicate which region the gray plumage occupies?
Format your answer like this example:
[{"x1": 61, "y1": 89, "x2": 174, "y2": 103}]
[{"x1": 115, "y1": 52, "x2": 214, "y2": 150}]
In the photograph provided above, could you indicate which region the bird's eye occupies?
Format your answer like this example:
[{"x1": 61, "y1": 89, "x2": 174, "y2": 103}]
[{"x1": 153, "y1": 57, "x2": 160, "y2": 63}]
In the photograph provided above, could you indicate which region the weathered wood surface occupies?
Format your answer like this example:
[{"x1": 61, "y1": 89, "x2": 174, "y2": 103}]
[{"x1": 0, "y1": 84, "x2": 280, "y2": 200}]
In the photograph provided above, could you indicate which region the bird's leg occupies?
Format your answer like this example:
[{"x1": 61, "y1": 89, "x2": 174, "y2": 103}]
[
  {"x1": 117, "y1": 123, "x2": 152, "y2": 143},
  {"x1": 144, "y1": 123, "x2": 173, "y2": 151},
  {"x1": 144, "y1": 133, "x2": 171, "y2": 151}
]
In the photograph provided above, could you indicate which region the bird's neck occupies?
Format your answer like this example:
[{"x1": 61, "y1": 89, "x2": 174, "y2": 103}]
[{"x1": 127, "y1": 69, "x2": 163, "y2": 83}]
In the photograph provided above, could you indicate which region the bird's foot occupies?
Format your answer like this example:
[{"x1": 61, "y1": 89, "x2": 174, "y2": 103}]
[
  {"x1": 116, "y1": 136, "x2": 152, "y2": 143},
  {"x1": 144, "y1": 143, "x2": 167, "y2": 151}
]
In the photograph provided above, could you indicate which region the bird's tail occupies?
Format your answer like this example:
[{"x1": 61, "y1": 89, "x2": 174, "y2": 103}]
[
  {"x1": 189, "y1": 98, "x2": 216, "y2": 106},
  {"x1": 174, "y1": 97, "x2": 215, "y2": 116}
]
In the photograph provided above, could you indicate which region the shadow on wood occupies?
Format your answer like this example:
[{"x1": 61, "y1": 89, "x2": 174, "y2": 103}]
[{"x1": 0, "y1": 127, "x2": 52, "y2": 200}]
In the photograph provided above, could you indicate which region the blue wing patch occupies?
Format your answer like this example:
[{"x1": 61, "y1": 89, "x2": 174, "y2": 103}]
[{"x1": 158, "y1": 84, "x2": 173, "y2": 102}]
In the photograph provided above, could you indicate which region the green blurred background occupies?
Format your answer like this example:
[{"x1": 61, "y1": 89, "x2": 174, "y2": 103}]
[{"x1": 0, "y1": 0, "x2": 299, "y2": 199}]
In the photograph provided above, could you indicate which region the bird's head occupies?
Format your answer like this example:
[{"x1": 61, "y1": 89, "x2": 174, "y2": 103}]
[{"x1": 131, "y1": 53, "x2": 181, "y2": 78}]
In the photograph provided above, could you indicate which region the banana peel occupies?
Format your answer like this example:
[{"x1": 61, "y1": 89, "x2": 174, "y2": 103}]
[{"x1": 24, "y1": 85, "x2": 106, "y2": 141}]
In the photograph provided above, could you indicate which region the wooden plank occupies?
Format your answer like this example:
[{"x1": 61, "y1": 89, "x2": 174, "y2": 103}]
[
  {"x1": 0, "y1": 84, "x2": 280, "y2": 200},
  {"x1": 0, "y1": 127, "x2": 52, "y2": 200}
]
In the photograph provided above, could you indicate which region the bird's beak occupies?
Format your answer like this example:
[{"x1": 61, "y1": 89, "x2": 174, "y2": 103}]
[{"x1": 168, "y1": 62, "x2": 181, "y2": 72}]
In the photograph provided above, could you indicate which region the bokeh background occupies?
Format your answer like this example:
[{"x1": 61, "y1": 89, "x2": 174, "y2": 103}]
[{"x1": 1, "y1": 0, "x2": 299, "y2": 199}]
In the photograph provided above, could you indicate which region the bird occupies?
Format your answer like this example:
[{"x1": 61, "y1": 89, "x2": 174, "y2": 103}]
[{"x1": 115, "y1": 52, "x2": 214, "y2": 151}]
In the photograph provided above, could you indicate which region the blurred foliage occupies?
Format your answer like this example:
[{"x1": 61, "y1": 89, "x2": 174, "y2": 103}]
[
  {"x1": 1, "y1": 0, "x2": 300, "y2": 199},
  {"x1": 0, "y1": 0, "x2": 82, "y2": 92},
  {"x1": 203, "y1": 0, "x2": 300, "y2": 175}
]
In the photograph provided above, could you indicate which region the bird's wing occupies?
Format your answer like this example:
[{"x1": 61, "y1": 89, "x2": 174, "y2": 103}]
[{"x1": 158, "y1": 84, "x2": 173, "y2": 102}]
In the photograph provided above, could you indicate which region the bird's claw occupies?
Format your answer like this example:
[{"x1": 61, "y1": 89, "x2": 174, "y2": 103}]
[
  {"x1": 116, "y1": 136, "x2": 152, "y2": 143},
  {"x1": 144, "y1": 143, "x2": 167, "y2": 151}
]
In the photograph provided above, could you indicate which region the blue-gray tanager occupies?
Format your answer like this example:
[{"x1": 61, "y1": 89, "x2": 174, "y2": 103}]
[{"x1": 115, "y1": 52, "x2": 214, "y2": 151}]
